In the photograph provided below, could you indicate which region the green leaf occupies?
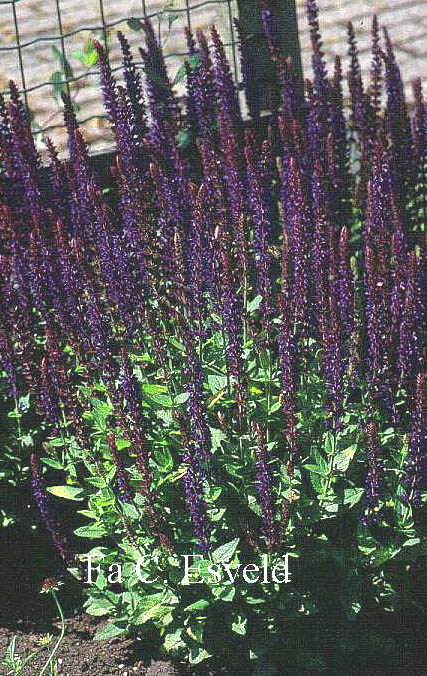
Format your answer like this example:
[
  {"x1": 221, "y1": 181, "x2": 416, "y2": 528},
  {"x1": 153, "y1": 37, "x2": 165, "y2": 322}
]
[
  {"x1": 49, "y1": 71, "x2": 66, "y2": 105},
  {"x1": 344, "y1": 487, "x2": 364, "y2": 508},
  {"x1": 83, "y1": 39, "x2": 98, "y2": 65},
  {"x1": 188, "y1": 54, "x2": 200, "y2": 70},
  {"x1": 395, "y1": 488, "x2": 414, "y2": 528},
  {"x1": 137, "y1": 592, "x2": 166, "y2": 610},
  {"x1": 142, "y1": 383, "x2": 168, "y2": 395},
  {"x1": 357, "y1": 524, "x2": 377, "y2": 555},
  {"x1": 324, "y1": 431, "x2": 335, "y2": 455},
  {"x1": 84, "y1": 476, "x2": 105, "y2": 488},
  {"x1": 184, "y1": 599, "x2": 210, "y2": 612},
  {"x1": 116, "y1": 438, "x2": 131, "y2": 451},
  {"x1": 47, "y1": 485, "x2": 83, "y2": 501},
  {"x1": 210, "y1": 428, "x2": 226, "y2": 452},
  {"x1": 231, "y1": 613, "x2": 247, "y2": 635},
  {"x1": 46, "y1": 437, "x2": 68, "y2": 448},
  {"x1": 72, "y1": 48, "x2": 85, "y2": 64},
  {"x1": 51, "y1": 46, "x2": 73, "y2": 78},
  {"x1": 312, "y1": 446, "x2": 329, "y2": 473},
  {"x1": 85, "y1": 598, "x2": 113, "y2": 616},
  {"x1": 93, "y1": 622, "x2": 127, "y2": 641},
  {"x1": 134, "y1": 593, "x2": 174, "y2": 624},
  {"x1": 168, "y1": 13, "x2": 180, "y2": 30},
  {"x1": 247, "y1": 294, "x2": 262, "y2": 313},
  {"x1": 168, "y1": 337, "x2": 185, "y2": 352},
  {"x1": 334, "y1": 445, "x2": 356, "y2": 472},
  {"x1": 154, "y1": 445, "x2": 173, "y2": 471},
  {"x1": 245, "y1": 596, "x2": 265, "y2": 605},
  {"x1": 212, "y1": 538, "x2": 239, "y2": 563},
  {"x1": 176, "y1": 129, "x2": 191, "y2": 149},
  {"x1": 174, "y1": 392, "x2": 189, "y2": 405},
  {"x1": 172, "y1": 64, "x2": 187, "y2": 86},
  {"x1": 72, "y1": 39, "x2": 99, "y2": 66},
  {"x1": 74, "y1": 524, "x2": 107, "y2": 539},
  {"x1": 189, "y1": 646, "x2": 212, "y2": 664},
  {"x1": 164, "y1": 628, "x2": 185, "y2": 653},
  {"x1": 371, "y1": 545, "x2": 400, "y2": 567},
  {"x1": 141, "y1": 383, "x2": 173, "y2": 408},
  {"x1": 122, "y1": 501, "x2": 139, "y2": 519},
  {"x1": 208, "y1": 374, "x2": 227, "y2": 395},
  {"x1": 49, "y1": 70, "x2": 65, "y2": 85},
  {"x1": 51, "y1": 45, "x2": 62, "y2": 61},
  {"x1": 212, "y1": 584, "x2": 235, "y2": 601},
  {"x1": 302, "y1": 464, "x2": 328, "y2": 477},
  {"x1": 90, "y1": 400, "x2": 113, "y2": 431},
  {"x1": 127, "y1": 17, "x2": 144, "y2": 31},
  {"x1": 247, "y1": 496, "x2": 262, "y2": 516},
  {"x1": 40, "y1": 457, "x2": 63, "y2": 470}
]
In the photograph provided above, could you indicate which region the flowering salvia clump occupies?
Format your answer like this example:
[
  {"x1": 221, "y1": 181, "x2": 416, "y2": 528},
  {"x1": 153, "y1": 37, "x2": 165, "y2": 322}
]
[{"x1": 0, "y1": 0, "x2": 425, "y2": 666}]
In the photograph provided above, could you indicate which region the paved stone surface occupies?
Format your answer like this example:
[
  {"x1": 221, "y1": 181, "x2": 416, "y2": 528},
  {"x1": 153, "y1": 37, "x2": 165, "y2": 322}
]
[{"x1": 0, "y1": 0, "x2": 426, "y2": 157}]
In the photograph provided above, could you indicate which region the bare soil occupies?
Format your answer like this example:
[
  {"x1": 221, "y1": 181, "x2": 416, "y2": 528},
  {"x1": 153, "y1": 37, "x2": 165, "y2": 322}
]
[{"x1": 0, "y1": 524, "x2": 227, "y2": 676}]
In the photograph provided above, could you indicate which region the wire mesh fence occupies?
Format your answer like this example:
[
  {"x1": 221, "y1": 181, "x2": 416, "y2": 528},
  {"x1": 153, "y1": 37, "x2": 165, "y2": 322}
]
[
  {"x1": 0, "y1": 0, "x2": 241, "y2": 155},
  {"x1": 0, "y1": 0, "x2": 425, "y2": 158}
]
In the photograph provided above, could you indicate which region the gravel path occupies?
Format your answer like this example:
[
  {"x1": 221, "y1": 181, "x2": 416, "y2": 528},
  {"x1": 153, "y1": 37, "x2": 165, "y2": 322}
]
[{"x1": 0, "y1": 0, "x2": 426, "y2": 156}]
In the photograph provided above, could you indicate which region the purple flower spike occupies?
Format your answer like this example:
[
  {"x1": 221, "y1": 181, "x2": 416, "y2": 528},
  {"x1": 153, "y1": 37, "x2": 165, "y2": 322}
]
[
  {"x1": 347, "y1": 22, "x2": 361, "y2": 80},
  {"x1": 191, "y1": 33, "x2": 217, "y2": 140},
  {"x1": 30, "y1": 452, "x2": 70, "y2": 563},
  {"x1": 307, "y1": 0, "x2": 324, "y2": 56},
  {"x1": 120, "y1": 348, "x2": 144, "y2": 429},
  {"x1": 180, "y1": 323, "x2": 211, "y2": 467},
  {"x1": 325, "y1": 293, "x2": 344, "y2": 425},
  {"x1": 307, "y1": 0, "x2": 329, "y2": 136},
  {"x1": 329, "y1": 56, "x2": 350, "y2": 222},
  {"x1": 382, "y1": 27, "x2": 414, "y2": 202},
  {"x1": 397, "y1": 252, "x2": 423, "y2": 392},
  {"x1": 7, "y1": 89, "x2": 43, "y2": 223},
  {"x1": 287, "y1": 157, "x2": 311, "y2": 336},
  {"x1": 278, "y1": 239, "x2": 299, "y2": 471},
  {"x1": 0, "y1": 324, "x2": 18, "y2": 400},
  {"x1": 188, "y1": 183, "x2": 209, "y2": 335},
  {"x1": 370, "y1": 15, "x2": 382, "y2": 117},
  {"x1": 234, "y1": 19, "x2": 261, "y2": 120},
  {"x1": 93, "y1": 40, "x2": 119, "y2": 127},
  {"x1": 219, "y1": 241, "x2": 247, "y2": 417},
  {"x1": 260, "y1": 4, "x2": 277, "y2": 53},
  {"x1": 412, "y1": 79, "x2": 426, "y2": 226},
  {"x1": 117, "y1": 31, "x2": 147, "y2": 145},
  {"x1": 210, "y1": 25, "x2": 246, "y2": 254},
  {"x1": 108, "y1": 430, "x2": 134, "y2": 503},
  {"x1": 253, "y1": 422, "x2": 276, "y2": 550},
  {"x1": 362, "y1": 422, "x2": 384, "y2": 525},
  {"x1": 403, "y1": 373, "x2": 427, "y2": 506},
  {"x1": 174, "y1": 410, "x2": 210, "y2": 555},
  {"x1": 210, "y1": 24, "x2": 242, "y2": 133},
  {"x1": 39, "y1": 356, "x2": 61, "y2": 433},
  {"x1": 139, "y1": 19, "x2": 177, "y2": 120},
  {"x1": 245, "y1": 129, "x2": 274, "y2": 334},
  {"x1": 338, "y1": 225, "x2": 354, "y2": 340}
]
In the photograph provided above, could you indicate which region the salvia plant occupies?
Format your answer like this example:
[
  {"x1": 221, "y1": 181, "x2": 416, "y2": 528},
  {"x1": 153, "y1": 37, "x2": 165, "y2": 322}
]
[{"x1": 0, "y1": 0, "x2": 426, "y2": 672}]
